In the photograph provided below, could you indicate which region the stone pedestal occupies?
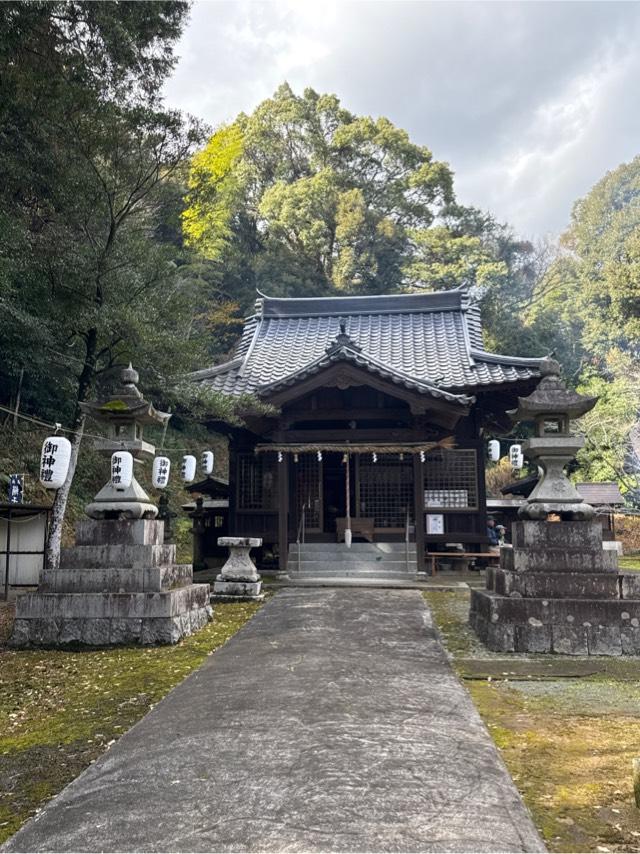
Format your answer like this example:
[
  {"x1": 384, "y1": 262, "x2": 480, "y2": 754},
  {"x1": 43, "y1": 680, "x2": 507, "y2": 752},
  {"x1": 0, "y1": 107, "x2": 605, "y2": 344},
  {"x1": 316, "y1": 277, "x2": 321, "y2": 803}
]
[
  {"x1": 470, "y1": 520, "x2": 640, "y2": 655},
  {"x1": 10, "y1": 520, "x2": 212, "y2": 648},
  {"x1": 213, "y1": 537, "x2": 263, "y2": 601}
]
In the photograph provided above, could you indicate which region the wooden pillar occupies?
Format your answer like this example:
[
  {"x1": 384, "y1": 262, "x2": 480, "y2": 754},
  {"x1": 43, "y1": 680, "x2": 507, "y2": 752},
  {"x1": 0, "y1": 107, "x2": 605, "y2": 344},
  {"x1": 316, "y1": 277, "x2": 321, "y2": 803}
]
[
  {"x1": 228, "y1": 443, "x2": 238, "y2": 535},
  {"x1": 413, "y1": 454, "x2": 426, "y2": 573},
  {"x1": 278, "y1": 455, "x2": 289, "y2": 571}
]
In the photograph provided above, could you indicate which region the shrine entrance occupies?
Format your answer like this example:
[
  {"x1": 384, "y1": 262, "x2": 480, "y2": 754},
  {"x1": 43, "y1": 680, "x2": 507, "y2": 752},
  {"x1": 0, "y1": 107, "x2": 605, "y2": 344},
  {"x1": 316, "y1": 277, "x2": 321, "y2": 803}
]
[{"x1": 288, "y1": 445, "x2": 415, "y2": 544}]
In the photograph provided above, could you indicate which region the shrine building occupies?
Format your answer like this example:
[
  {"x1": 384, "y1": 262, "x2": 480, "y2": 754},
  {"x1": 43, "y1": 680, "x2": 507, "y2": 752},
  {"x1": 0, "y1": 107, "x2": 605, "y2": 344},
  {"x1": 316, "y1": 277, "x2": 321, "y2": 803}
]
[{"x1": 194, "y1": 288, "x2": 545, "y2": 574}]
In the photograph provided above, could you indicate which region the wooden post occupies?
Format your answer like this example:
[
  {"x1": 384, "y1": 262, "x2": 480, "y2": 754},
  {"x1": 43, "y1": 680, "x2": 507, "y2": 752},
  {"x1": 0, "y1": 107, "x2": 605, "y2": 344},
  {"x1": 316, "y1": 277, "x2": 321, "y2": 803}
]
[
  {"x1": 278, "y1": 454, "x2": 289, "y2": 571},
  {"x1": 633, "y1": 758, "x2": 640, "y2": 808},
  {"x1": 413, "y1": 453, "x2": 426, "y2": 574}
]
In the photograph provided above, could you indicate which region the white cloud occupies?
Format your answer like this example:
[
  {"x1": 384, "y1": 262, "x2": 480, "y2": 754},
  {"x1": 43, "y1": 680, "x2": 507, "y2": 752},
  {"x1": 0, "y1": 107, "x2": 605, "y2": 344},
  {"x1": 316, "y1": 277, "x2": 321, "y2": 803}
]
[{"x1": 163, "y1": 1, "x2": 640, "y2": 237}]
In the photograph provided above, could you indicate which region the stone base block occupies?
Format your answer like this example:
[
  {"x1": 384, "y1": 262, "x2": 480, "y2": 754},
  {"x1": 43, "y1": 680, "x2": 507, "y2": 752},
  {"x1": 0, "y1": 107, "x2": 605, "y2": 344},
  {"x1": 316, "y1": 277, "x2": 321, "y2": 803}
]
[
  {"x1": 489, "y1": 567, "x2": 620, "y2": 599},
  {"x1": 9, "y1": 588, "x2": 212, "y2": 648},
  {"x1": 40, "y1": 563, "x2": 193, "y2": 594},
  {"x1": 501, "y1": 543, "x2": 618, "y2": 574},
  {"x1": 512, "y1": 519, "x2": 603, "y2": 550},
  {"x1": 212, "y1": 579, "x2": 263, "y2": 601},
  {"x1": 60, "y1": 543, "x2": 176, "y2": 570},
  {"x1": 470, "y1": 589, "x2": 640, "y2": 655},
  {"x1": 75, "y1": 519, "x2": 164, "y2": 547}
]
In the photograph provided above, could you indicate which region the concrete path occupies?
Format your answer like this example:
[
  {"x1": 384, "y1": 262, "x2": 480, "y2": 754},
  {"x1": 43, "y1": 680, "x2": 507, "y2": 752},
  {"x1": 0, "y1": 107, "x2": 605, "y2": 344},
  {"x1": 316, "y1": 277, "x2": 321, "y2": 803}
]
[{"x1": 4, "y1": 589, "x2": 544, "y2": 853}]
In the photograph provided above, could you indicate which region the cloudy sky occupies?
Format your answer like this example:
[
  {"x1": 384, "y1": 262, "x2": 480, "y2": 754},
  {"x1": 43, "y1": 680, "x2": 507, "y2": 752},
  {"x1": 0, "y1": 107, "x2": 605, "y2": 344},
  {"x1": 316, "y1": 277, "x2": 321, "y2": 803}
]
[{"x1": 163, "y1": 1, "x2": 640, "y2": 239}]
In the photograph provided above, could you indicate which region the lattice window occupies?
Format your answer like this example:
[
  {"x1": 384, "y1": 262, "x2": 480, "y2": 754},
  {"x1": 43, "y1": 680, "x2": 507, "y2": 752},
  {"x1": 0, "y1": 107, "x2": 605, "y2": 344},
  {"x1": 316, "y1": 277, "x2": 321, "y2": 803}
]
[
  {"x1": 358, "y1": 455, "x2": 413, "y2": 527},
  {"x1": 295, "y1": 454, "x2": 321, "y2": 529},
  {"x1": 237, "y1": 454, "x2": 278, "y2": 510},
  {"x1": 424, "y1": 449, "x2": 478, "y2": 509}
]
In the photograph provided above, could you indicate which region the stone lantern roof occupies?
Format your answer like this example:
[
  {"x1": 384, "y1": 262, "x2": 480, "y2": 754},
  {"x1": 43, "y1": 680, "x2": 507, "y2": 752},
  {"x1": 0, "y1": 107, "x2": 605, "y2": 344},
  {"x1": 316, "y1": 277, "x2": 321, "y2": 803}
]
[
  {"x1": 80, "y1": 364, "x2": 171, "y2": 428},
  {"x1": 508, "y1": 358, "x2": 597, "y2": 427}
]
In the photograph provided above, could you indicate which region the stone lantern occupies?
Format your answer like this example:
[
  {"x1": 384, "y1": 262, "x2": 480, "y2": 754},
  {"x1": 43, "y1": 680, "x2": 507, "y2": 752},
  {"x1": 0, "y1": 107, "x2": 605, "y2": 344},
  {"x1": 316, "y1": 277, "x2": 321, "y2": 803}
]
[
  {"x1": 507, "y1": 358, "x2": 598, "y2": 520},
  {"x1": 10, "y1": 366, "x2": 212, "y2": 649},
  {"x1": 80, "y1": 364, "x2": 171, "y2": 519},
  {"x1": 470, "y1": 357, "x2": 640, "y2": 656}
]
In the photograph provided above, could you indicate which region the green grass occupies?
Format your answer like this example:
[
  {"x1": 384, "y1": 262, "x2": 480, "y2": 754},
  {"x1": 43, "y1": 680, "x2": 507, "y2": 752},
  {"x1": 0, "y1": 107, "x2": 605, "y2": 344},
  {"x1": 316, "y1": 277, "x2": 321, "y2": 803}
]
[
  {"x1": 618, "y1": 556, "x2": 640, "y2": 572},
  {"x1": 0, "y1": 600, "x2": 263, "y2": 843},
  {"x1": 424, "y1": 589, "x2": 640, "y2": 853}
]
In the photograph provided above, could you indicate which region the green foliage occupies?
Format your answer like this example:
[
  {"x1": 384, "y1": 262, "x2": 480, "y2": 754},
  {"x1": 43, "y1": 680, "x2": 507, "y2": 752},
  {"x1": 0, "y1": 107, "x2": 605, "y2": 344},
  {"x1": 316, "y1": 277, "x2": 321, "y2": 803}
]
[
  {"x1": 183, "y1": 83, "x2": 456, "y2": 304},
  {"x1": 0, "y1": 1, "x2": 206, "y2": 424},
  {"x1": 573, "y1": 350, "x2": 640, "y2": 496}
]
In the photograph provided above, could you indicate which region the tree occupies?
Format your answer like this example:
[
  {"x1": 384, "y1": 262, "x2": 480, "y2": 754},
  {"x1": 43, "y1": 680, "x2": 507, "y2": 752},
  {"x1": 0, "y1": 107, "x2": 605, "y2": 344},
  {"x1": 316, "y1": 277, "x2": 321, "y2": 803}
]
[
  {"x1": 573, "y1": 350, "x2": 640, "y2": 500},
  {"x1": 533, "y1": 156, "x2": 640, "y2": 364},
  {"x1": 0, "y1": 2, "x2": 207, "y2": 566},
  {"x1": 183, "y1": 84, "x2": 455, "y2": 307}
]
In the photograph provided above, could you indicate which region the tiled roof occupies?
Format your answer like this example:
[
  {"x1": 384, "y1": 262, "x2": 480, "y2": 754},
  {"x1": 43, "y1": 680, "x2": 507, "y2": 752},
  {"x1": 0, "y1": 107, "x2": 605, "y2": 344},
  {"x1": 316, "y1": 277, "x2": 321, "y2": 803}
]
[
  {"x1": 576, "y1": 482, "x2": 624, "y2": 506},
  {"x1": 195, "y1": 288, "x2": 544, "y2": 399}
]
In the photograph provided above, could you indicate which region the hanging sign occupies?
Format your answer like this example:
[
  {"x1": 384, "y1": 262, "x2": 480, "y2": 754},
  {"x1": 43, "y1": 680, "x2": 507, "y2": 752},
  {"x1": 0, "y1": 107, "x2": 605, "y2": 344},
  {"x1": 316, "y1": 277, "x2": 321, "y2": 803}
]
[
  {"x1": 8, "y1": 474, "x2": 23, "y2": 504},
  {"x1": 39, "y1": 436, "x2": 72, "y2": 489},
  {"x1": 152, "y1": 456, "x2": 171, "y2": 489},
  {"x1": 200, "y1": 450, "x2": 214, "y2": 476},
  {"x1": 111, "y1": 452, "x2": 133, "y2": 488},
  {"x1": 181, "y1": 455, "x2": 197, "y2": 483}
]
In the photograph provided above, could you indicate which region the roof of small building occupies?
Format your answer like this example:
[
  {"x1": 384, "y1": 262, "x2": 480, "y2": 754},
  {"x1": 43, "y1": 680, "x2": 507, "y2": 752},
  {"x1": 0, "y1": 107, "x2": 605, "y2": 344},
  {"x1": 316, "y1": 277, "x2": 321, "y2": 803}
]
[
  {"x1": 576, "y1": 482, "x2": 624, "y2": 506},
  {"x1": 194, "y1": 288, "x2": 545, "y2": 401},
  {"x1": 501, "y1": 477, "x2": 625, "y2": 507}
]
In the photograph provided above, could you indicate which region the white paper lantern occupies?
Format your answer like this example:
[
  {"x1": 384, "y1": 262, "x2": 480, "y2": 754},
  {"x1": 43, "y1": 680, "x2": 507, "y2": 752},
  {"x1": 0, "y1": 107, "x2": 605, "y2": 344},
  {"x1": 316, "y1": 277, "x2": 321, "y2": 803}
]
[
  {"x1": 111, "y1": 451, "x2": 133, "y2": 489},
  {"x1": 488, "y1": 439, "x2": 500, "y2": 462},
  {"x1": 181, "y1": 454, "x2": 197, "y2": 483},
  {"x1": 152, "y1": 456, "x2": 171, "y2": 489},
  {"x1": 509, "y1": 444, "x2": 523, "y2": 469},
  {"x1": 39, "y1": 436, "x2": 72, "y2": 489},
  {"x1": 200, "y1": 450, "x2": 214, "y2": 476}
]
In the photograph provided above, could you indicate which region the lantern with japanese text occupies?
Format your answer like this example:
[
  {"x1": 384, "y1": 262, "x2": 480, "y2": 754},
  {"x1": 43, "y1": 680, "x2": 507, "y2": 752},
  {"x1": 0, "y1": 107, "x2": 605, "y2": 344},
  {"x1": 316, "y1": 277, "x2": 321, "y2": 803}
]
[
  {"x1": 152, "y1": 456, "x2": 171, "y2": 489},
  {"x1": 509, "y1": 444, "x2": 524, "y2": 469},
  {"x1": 200, "y1": 451, "x2": 214, "y2": 475},
  {"x1": 39, "y1": 436, "x2": 72, "y2": 489},
  {"x1": 488, "y1": 439, "x2": 500, "y2": 462},
  {"x1": 181, "y1": 455, "x2": 197, "y2": 483},
  {"x1": 111, "y1": 452, "x2": 133, "y2": 489}
]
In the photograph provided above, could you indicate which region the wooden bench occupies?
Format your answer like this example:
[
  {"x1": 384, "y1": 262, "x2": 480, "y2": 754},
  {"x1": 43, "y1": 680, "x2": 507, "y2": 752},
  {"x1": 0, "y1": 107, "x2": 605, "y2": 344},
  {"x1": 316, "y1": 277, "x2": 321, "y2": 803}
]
[
  {"x1": 336, "y1": 517, "x2": 375, "y2": 543},
  {"x1": 427, "y1": 550, "x2": 499, "y2": 577}
]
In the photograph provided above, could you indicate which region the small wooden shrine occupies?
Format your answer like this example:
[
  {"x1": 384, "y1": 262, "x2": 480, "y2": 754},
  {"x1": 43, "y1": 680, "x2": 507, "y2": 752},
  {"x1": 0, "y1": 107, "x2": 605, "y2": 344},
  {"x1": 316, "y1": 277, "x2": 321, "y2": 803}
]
[{"x1": 194, "y1": 288, "x2": 547, "y2": 572}]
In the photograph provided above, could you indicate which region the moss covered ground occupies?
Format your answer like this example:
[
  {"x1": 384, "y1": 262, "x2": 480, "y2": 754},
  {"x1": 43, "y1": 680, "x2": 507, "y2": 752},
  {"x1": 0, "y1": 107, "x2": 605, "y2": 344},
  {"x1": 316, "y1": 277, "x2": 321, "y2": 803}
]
[
  {"x1": 0, "y1": 599, "x2": 264, "y2": 844},
  {"x1": 619, "y1": 556, "x2": 640, "y2": 572},
  {"x1": 424, "y1": 589, "x2": 640, "y2": 853}
]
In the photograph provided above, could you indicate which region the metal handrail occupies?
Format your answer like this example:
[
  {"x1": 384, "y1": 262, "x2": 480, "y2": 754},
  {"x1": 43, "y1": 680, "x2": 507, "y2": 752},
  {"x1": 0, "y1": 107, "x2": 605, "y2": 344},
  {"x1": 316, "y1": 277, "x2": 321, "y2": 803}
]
[
  {"x1": 295, "y1": 501, "x2": 307, "y2": 574},
  {"x1": 405, "y1": 505, "x2": 410, "y2": 574}
]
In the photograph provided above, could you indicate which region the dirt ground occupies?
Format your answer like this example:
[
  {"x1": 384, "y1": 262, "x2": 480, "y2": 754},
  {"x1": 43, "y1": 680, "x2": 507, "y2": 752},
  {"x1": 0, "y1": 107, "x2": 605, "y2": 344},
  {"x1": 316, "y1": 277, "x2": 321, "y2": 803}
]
[{"x1": 425, "y1": 589, "x2": 640, "y2": 853}]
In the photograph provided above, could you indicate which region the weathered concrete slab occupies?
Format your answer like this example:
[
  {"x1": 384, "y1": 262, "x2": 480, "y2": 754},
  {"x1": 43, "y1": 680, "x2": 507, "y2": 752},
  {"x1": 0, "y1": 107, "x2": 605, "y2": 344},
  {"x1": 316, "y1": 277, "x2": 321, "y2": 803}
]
[{"x1": 3, "y1": 589, "x2": 544, "y2": 853}]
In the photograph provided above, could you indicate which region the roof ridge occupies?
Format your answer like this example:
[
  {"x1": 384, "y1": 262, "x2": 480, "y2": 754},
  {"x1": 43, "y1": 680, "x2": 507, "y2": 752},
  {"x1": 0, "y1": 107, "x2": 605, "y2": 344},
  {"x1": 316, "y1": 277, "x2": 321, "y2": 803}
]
[{"x1": 257, "y1": 288, "x2": 465, "y2": 318}]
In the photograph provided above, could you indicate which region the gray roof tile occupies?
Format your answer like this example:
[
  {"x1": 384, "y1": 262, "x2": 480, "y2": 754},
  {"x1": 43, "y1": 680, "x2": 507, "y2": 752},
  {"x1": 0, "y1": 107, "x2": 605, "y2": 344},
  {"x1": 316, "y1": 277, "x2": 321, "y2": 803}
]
[{"x1": 197, "y1": 289, "x2": 543, "y2": 398}]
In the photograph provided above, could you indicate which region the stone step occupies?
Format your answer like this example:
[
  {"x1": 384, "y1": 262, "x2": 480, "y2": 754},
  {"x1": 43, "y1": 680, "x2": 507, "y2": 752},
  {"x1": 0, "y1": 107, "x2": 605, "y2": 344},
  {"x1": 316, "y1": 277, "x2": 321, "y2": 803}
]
[
  {"x1": 289, "y1": 570, "x2": 418, "y2": 580},
  {"x1": 287, "y1": 577, "x2": 421, "y2": 588},
  {"x1": 289, "y1": 562, "x2": 417, "y2": 573},
  {"x1": 291, "y1": 559, "x2": 416, "y2": 571},
  {"x1": 289, "y1": 542, "x2": 416, "y2": 554},
  {"x1": 292, "y1": 552, "x2": 417, "y2": 563}
]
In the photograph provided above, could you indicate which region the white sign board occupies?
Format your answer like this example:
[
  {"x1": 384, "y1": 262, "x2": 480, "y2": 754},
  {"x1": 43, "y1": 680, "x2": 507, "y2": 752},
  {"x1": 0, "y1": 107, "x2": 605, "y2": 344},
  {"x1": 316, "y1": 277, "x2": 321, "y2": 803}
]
[{"x1": 426, "y1": 514, "x2": 445, "y2": 535}]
